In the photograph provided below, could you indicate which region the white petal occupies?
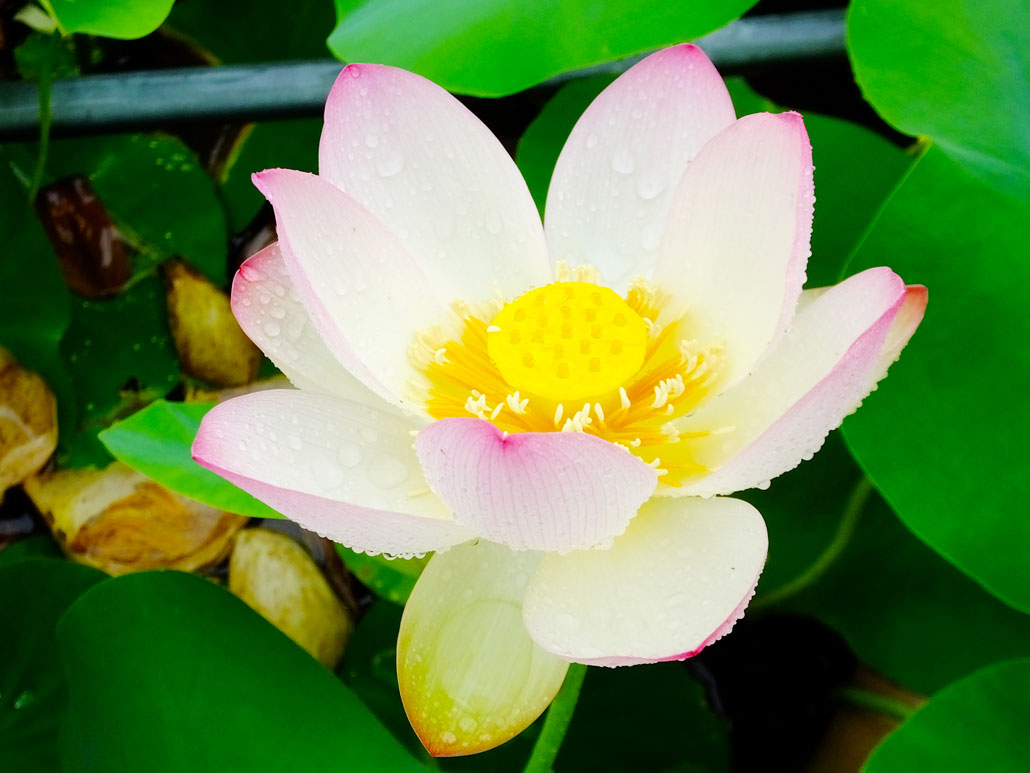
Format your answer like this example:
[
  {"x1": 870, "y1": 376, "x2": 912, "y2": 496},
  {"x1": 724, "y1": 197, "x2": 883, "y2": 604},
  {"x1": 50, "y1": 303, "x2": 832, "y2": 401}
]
[
  {"x1": 523, "y1": 496, "x2": 767, "y2": 666},
  {"x1": 672, "y1": 268, "x2": 923, "y2": 497},
  {"x1": 545, "y1": 44, "x2": 735, "y2": 291},
  {"x1": 254, "y1": 169, "x2": 448, "y2": 411},
  {"x1": 653, "y1": 112, "x2": 815, "y2": 386},
  {"x1": 319, "y1": 63, "x2": 551, "y2": 304},
  {"x1": 193, "y1": 389, "x2": 472, "y2": 557},
  {"x1": 231, "y1": 242, "x2": 383, "y2": 404},
  {"x1": 398, "y1": 540, "x2": 568, "y2": 756}
]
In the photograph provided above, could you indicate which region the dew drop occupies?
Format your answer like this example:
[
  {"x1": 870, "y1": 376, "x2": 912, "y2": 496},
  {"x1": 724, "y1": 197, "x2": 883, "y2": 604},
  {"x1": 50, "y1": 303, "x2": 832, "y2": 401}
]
[
  {"x1": 375, "y1": 152, "x2": 405, "y2": 178},
  {"x1": 485, "y1": 212, "x2": 503, "y2": 235},
  {"x1": 636, "y1": 175, "x2": 665, "y2": 200},
  {"x1": 364, "y1": 132, "x2": 380, "y2": 148},
  {"x1": 337, "y1": 442, "x2": 362, "y2": 467},
  {"x1": 585, "y1": 133, "x2": 599, "y2": 149},
  {"x1": 262, "y1": 321, "x2": 281, "y2": 337},
  {"x1": 611, "y1": 149, "x2": 635, "y2": 175}
]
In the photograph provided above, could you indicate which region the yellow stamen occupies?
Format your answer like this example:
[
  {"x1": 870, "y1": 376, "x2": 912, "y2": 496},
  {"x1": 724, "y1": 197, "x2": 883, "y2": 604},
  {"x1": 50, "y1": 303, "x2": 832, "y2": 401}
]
[{"x1": 417, "y1": 273, "x2": 725, "y2": 487}]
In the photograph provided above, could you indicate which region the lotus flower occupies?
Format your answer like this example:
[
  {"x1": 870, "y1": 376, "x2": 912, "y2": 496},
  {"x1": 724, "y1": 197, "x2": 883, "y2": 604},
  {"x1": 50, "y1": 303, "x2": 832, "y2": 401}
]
[{"x1": 193, "y1": 44, "x2": 926, "y2": 756}]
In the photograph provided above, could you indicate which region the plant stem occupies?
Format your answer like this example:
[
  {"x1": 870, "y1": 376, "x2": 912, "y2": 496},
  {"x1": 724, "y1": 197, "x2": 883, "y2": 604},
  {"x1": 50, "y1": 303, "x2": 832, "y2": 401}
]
[
  {"x1": 27, "y1": 32, "x2": 59, "y2": 202},
  {"x1": 837, "y1": 687, "x2": 920, "y2": 722},
  {"x1": 753, "y1": 477, "x2": 874, "y2": 609},
  {"x1": 523, "y1": 664, "x2": 587, "y2": 773}
]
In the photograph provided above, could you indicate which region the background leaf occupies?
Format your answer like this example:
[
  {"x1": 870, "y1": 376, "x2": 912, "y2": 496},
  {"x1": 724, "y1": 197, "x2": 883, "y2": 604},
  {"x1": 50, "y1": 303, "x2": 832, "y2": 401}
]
[
  {"x1": 41, "y1": 134, "x2": 228, "y2": 283},
  {"x1": 864, "y1": 659, "x2": 1030, "y2": 772},
  {"x1": 46, "y1": 0, "x2": 175, "y2": 40},
  {"x1": 166, "y1": 0, "x2": 336, "y2": 64},
  {"x1": 0, "y1": 165, "x2": 74, "y2": 433},
  {"x1": 842, "y1": 146, "x2": 1030, "y2": 611},
  {"x1": 0, "y1": 559, "x2": 105, "y2": 773},
  {"x1": 99, "y1": 400, "x2": 281, "y2": 518},
  {"x1": 59, "y1": 276, "x2": 179, "y2": 467},
  {"x1": 754, "y1": 436, "x2": 1030, "y2": 695},
  {"x1": 848, "y1": 0, "x2": 1030, "y2": 196},
  {"x1": 57, "y1": 570, "x2": 422, "y2": 772},
  {"x1": 842, "y1": 0, "x2": 1030, "y2": 612},
  {"x1": 329, "y1": 0, "x2": 757, "y2": 96}
]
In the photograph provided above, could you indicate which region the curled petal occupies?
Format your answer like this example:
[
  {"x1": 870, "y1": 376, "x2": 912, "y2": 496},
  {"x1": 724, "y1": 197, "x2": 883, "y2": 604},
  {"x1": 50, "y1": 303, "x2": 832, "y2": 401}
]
[
  {"x1": 253, "y1": 168, "x2": 446, "y2": 411},
  {"x1": 673, "y1": 268, "x2": 925, "y2": 497},
  {"x1": 398, "y1": 539, "x2": 568, "y2": 756},
  {"x1": 319, "y1": 63, "x2": 550, "y2": 304},
  {"x1": 522, "y1": 496, "x2": 767, "y2": 666},
  {"x1": 231, "y1": 242, "x2": 381, "y2": 404},
  {"x1": 654, "y1": 111, "x2": 815, "y2": 386},
  {"x1": 415, "y1": 418, "x2": 657, "y2": 552},
  {"x1": 193, "y1": 390, "x2": 472, "y2": 557},
  {"x1": 545, "y1": 43, "x2": 736, "y2": 290}
]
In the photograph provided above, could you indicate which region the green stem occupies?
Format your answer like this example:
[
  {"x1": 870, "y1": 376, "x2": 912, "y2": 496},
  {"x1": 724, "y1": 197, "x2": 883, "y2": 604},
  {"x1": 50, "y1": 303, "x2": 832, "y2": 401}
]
[
  {"x1": 523, "y1": 664, "x2": 587, "y2": 773},
  {"x1": 837, "y1": 687, "x2": 920, "y2": 722},
  {"x1": 753, "y1": 477, "x2": 873, "y2": 609},
  {"x1": 27, "y1": 31, "x2": 59, "y2": 202}
]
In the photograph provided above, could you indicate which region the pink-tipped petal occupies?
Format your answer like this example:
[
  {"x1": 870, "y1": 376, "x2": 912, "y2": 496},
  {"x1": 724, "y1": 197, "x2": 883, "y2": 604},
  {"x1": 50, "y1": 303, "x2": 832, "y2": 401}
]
[
  {"x1": 522, "y1": 496, "x2": 767, "y2": 666},
  {"x1": 653, "y1": 111, "x2": 815, "y2": 386},
  {"x1": 231, "y1": 242, "x2": 382, "y2": 404},
  {"x1": 398, "y1": 539, "x2": 568, "y2": 757},
  {"x1": 415, "y1": 418, "x2": 657, "y2": 553},
  {"x1": 672, "y1": 268, "x2": 924, "y2": 497},
  {"x1": 192, "y1": 389, "x2": 472, "y2": 557},
  {"x1": 319, "y1": 63, "x2": 550, "y2": 305},
  {"x1": 545, "y1": 44, "x2": 736, "y2": 291},
  {"x1": 253, "y1": 168, "x2": 447, "y2": 411}
]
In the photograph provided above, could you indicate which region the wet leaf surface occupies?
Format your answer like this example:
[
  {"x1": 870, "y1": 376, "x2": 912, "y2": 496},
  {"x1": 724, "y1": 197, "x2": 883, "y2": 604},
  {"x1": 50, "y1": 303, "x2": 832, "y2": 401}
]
[
  {"x1": 0, "y1": 558, "x2": 105, "y2": 773},
  {"x1": 58, "y1": 570, "x2": 422, "y2": 772}
]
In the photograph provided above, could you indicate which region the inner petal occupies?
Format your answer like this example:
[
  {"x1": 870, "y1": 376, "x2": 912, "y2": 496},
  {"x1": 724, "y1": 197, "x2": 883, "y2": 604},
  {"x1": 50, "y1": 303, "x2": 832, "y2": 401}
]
[{"x1": 486, "y1": 282, "x2": 648, "y2": 402}]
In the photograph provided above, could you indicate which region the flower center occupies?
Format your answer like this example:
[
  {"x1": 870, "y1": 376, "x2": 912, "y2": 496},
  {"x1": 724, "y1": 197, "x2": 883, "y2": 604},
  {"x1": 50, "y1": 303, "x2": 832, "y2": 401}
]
[
  {"x1": 485, "y1": 282, "x2": 648, "y2": 403},
  {"x1": 411, "y1": 266, "x2": 727, "y2": 488}
]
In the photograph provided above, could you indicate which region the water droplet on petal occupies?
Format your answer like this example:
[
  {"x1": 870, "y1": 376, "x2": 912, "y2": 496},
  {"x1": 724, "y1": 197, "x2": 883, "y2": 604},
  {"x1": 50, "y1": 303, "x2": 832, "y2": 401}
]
[
  {"x1": 376, "y1": 152, "x2": 405, "y2": 178},
  {"x1": 611, "y1": 149, "x2": 635, "y2": 175},
  {"x1": 636, "y1": 175, "x2": 665, "y2": 200},
  {"x1": 337, "y1": 443, "x2": 362, "y2": 468}
]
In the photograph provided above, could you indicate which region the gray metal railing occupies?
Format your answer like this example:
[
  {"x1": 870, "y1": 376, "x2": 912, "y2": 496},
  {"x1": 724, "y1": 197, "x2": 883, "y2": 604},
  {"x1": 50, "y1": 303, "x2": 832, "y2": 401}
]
[{"x1": 0, "y1": 10, "x2": 846, "y2": 138}]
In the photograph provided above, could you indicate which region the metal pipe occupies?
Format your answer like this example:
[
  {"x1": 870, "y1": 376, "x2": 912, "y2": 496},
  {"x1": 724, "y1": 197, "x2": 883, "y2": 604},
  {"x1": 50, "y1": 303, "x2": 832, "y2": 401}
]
[{"x1": 0, "y1": 10, "x2": 845, "y2": 138}]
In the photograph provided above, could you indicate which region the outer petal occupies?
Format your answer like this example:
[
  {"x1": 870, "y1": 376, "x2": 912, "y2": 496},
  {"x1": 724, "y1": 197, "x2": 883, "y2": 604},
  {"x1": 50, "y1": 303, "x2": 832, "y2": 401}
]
[
  {"x1": 415, "y1": 418, "x2": 657, "y2": 553},
  {"x1": 319, "y1": 63, "x2": 551, "y2": 304},
  {"x1": 253, "y1": 169, "x2": 446, "y2": 411},
  {"x1": 397, "y1": 539, "x2": 568, "y2": 757},
  {"x1": 231, "y1": 242, "x2": 382, "y2": 404},
  {"x1": 545, "y1": 44, "x2": 736, "y2": 291},
  {"x1": 522, "y1": 496, "x2": 767, "y2": 666},
  {"x1": 192, "y1": 390, "x2": 473, "y2": 557},
  {"x1": 672, "y1": 268, "x2": 925, "y2": 497},
  {"x1": 653, "y1": 112, "x2": 814, "y2": 386}
]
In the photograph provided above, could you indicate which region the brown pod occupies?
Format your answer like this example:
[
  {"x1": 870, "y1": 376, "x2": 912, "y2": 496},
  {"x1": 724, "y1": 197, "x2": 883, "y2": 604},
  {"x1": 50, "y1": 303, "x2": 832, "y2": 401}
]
[
  {"x1": 162, "y1": 258, "x2": 261, "y2": 387},
  {"x1": 34, "y1": 175, "x2": 133, "y2": 298}
]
